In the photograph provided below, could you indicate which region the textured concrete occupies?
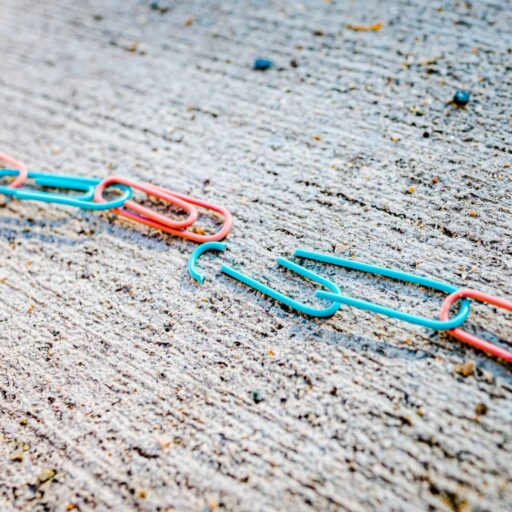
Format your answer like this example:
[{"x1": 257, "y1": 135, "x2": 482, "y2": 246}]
[{"x1": 0, "y1": 1, "x2": 511, "y2": 511}]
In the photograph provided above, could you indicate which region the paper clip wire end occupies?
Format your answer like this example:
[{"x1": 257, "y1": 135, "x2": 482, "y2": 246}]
[{"x1": 188, "y1": 242, "x2": 227, "y2": 284}]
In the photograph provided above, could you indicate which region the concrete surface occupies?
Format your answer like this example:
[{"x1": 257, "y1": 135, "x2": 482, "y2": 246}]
[{"x1": 0, "y1": 1, "x2": 511, "y2": 511}]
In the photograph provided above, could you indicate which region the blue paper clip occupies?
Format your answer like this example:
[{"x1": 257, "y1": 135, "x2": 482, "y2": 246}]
[
  {"x1": 220, "y1": 258, "x2": 342, "y2": 317},
  {"x1": 0, "y1": 169, "x2": 132, "y2": 210},
  {"x1": 294, "y1": 249, "x2": 470, "y2": 330},
  {"x1": 188, "y1": 241, "x2": 227, "y2": 284}
]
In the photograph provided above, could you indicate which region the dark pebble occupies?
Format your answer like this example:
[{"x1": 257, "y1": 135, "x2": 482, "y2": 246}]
[
  {"x1": 254, "y1": 58, "x2": 273, "y2": 71},
  {"x1": 453, "y1": 89, "x2": 470, "y2": 106},
  {"x1": 252, "y1": 390, "x2": 264, "y2": 403}
]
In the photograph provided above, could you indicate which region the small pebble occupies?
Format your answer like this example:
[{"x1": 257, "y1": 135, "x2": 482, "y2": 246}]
[
  {"x1": 453, "y1": 359, "x2": 476, "y2": 377},
  {"x1": 10, "y1": 449, "x2": 24, "y2": 462},
  {"x1": 475, "y1": 402, "x2": 488, "y2": 416},
  {"x1": 253, "y1": 58, "x2": 273, "y2": 71},
  {"x1": 407, "y1": 186, "x2": 415, "y2": 194},
  {"x1": 453, "y1": 89, "x2": 470, "y2": 106},
  {"x1": 252, "y1": 390, "x2": 264, "y2": 403},
  {"x1": 37, "y1": 468, "x2": 57, "y2": 484}
]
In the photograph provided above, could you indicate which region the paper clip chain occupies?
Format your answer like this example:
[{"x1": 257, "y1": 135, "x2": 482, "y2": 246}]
[{"x1": 440, "y1": 289, "x2": 512, "y2": 362}]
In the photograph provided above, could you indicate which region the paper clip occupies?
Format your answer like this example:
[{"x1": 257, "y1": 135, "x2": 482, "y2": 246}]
[
  {"x1": 94, "y1": 177, "x2": 198, "y2": 229},
  {"x1": 105, "y1": 182, "x2": 233, "y2": 243},
  {"x1": 0, "y1": 153, "x2": 28, "y2": 188},
  {"x1": 0, "y1": 170, "x2": 133, "y2": 210},
  {"x1": 188, "y1": 241, "x2": 227, "y2": 283},
  {"x1": 439, "y1": 289, "x2": 512, "y2": 362},
  {"x1": 220, "y1": 258, "x2": 341, "y2": 317},
  {"x1": 295, "y1": 249, "x2": 470, "y2": 330}
]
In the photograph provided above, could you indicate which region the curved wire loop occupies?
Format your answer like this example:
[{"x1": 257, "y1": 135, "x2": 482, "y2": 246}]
[
  {"x1": 294, "y1": 249, "x2": 470, "y2": 330},
  {"x1": 111, "y1": 183, "x2": 233, "y2": 243},
  {"x1": 220, "y1": 257, "x2": 341, "y2": 317},
  {"x1": 0, "y1": 153, "x2": 28, "y2": 188},
  {"x1": 0, "y1": 170, "x2": 133, "y2": 210},
  {"x1": 94, "y1": 177, "x2": 198, "y2": 229},
  {"x1": 188, "y1": 242, "x2": 227, "y2": 283},
  {"x1": 439, "y1": 289, "x2": 512, "y2": 362}
]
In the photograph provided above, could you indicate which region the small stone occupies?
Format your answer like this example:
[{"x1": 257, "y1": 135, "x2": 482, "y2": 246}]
[
  {"x1": 475, "y1": 402, "x2": 488, "y2": 416},
  {"x1": 127, "y1": 41, "x2": 138, "y2": 53},
  {"x1": 290, "y1": 58, "x2": 299, "y2": 68},
  {"x1": 191, "y1": 225, "x2": 206, "y2": 235},
  {"x1": 468, "y1": 210, "x2": 478, "y2": 218},
  {"x1": 37, "y1": 468, "x2": 56, "y2": 484},
  {"x1": 347, "y1": 21, "x2": 382, "y2": 32},
  {"x1": 453, "y1": 359, "x2": 476, "y2": 377},
  {"x1": 253, "y1": 58, "x2": 273, "y2": 71},
  {"x1": 159, "y1": 437, "x2": 172, "y2": 450},
  {"x1": 390, "y1": 135, "x2": 400, "y2": 143},
  {"x1": 267, "y1": 350, "x2": 275, "y2": 357},
  {"x1": 137, "y1": 489, "x2": 148, "y2": 499},
  {"x1": 416, "y1": 407, "x2": 425, "y2": 417},
  {"x1": 252, "y1": 390, "x2": 264, "y2": 404},
  {"x1": 431, "y1": 176, "x2": 440, "y2": 184},
  {"x1": 19, "y1": 417, "x2": 28, "y2": 426},
  {"x1": 10, "y1": 449, "x2": 24, "y2": 462},
  {"x1": 184, "y1": 17, "x2": 193, "y2": 26},
  {"x1": 312, "y1": 134, "x2": 321, "y2": 141},
  {"x1": 407, "y1": 186, "x2": 415, "y2": 194},
  {"x1": 169, "y1": 131, "x2": 184, "y2": 143},
  {"x1": 453, "y1": 89, "x2": 470, "y2": 106}
]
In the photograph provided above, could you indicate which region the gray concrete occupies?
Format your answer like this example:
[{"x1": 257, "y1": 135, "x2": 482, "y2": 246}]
[{"x1": 0, "y1": 1, "x2": 511, "y2": 511}]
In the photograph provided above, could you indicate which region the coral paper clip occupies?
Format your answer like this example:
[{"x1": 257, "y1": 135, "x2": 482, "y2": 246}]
[
  {"x1": 295, "y1": 249, "x2": 470, "y2": 330},
  {"x1": 440, "y1": 289, "x2": 512, "y2": 362},
  {"x1": 112, "y1": 183, "x2": 233, "y2": 243},
  {"x1": 0, "y1": 152, "x2": 28, "y2": 188},
  {"x1": 94, "y1": 176, "x2": 198, "y2": 229}
]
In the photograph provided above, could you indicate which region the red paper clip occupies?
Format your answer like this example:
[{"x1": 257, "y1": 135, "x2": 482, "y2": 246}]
[
  {"x1": 121, "y1": 183, "x2": 232, "y2": 243},
  {"x1": 439, "y1": 289, "x2": 512, "y2": 362},
  {"x1": 94, "y1": 176, "x2": 198, "y2": 229},
  {"x1": 0, "y1": 152, "x2": 28, "y2": 188}
]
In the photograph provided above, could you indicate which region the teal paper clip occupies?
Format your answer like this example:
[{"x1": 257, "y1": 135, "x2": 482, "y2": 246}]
[
  {"x1": 221, "y1": 257, "x2": 342, "y2": 317},
  {"x1": 0, "y1": 169, "x2": 132, "y2": 210},
  {"x1": 188, "y1": 241, "x2": 227, "y2": 284},
  {"x1": 294, "y1": 249, "x2": 470, "y2": 330}
]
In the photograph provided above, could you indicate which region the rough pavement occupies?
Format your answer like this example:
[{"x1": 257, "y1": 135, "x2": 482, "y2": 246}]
[{"x1": 0, "y1": 1, "x2": 511, "y2": 511}]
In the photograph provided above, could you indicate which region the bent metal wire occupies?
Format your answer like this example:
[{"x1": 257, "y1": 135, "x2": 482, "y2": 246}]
[
  {"x1": 109, "y1": 183, "x2": 234, "y2": 243},
  {"x1": 187, "y1": 242, "x2": 341, "y2": 317},
  {"x1": 440, "y1": 289, "x2": 512, "y2": 362},
  {"x1": 294, "y1": 249, "x2": 471, "y2": 330},
  {"x1": 94, "y1": 176, "x2": 199, "y2": 229},
  {"x1": 0, "y1": 169, "x2": 133, "y2": 210}
]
